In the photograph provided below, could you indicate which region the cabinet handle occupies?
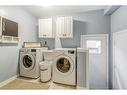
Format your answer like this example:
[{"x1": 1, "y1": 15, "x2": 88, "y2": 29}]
[{"x1": 63, "y1": 34, "x2": 66, "y2": 36}]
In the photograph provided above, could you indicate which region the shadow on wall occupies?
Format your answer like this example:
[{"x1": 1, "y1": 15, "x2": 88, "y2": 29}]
[
  {"x1": 38, "y1": 20, "x2": 87, "y2": 49},
  {"x1": 0, "y1": 43, "x2": 19, "y2": 75},
  {"x1": 60, "y1": 20, "x2": 87, "y2": 48},
  {"x1": 38, "y1": 38, "x2": 55, "y2": 49}
]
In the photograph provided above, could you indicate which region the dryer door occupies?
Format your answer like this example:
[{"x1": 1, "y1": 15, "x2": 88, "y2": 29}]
[
  {"x1": 21, "y1": 54, "x2": 35, "y2": 71},
  {"x1": 54, "y1": 55, "x2": 74, "y2": 76}
]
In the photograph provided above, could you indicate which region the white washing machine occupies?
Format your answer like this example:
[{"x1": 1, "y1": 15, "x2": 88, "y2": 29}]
[
  {"x1": 53, "y1": 48, "x2": 76, "y2": 86},
  {"x1": 19, "y1": 48, "x2": 47, "y2": 78}
]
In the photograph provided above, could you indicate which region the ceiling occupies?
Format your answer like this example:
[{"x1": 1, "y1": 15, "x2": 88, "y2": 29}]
[{"x1": 22, "y1": 5, "x2": 107, "y2": 18}]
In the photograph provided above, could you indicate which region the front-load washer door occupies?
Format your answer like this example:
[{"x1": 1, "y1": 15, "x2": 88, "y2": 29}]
[
  {"x1": 54, "y1": 55, "x2": 74, "y2": 76},
  {"x1": 21, "y1": 54, "x2": 35, "y2": 71}
]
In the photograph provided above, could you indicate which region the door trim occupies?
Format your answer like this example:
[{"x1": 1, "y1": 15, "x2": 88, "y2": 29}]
[
  {"x1": 81, "y1": 34, "x2": 109, "y2": 89},
  {"x1": 113, "y1": 32, "x2": 116, "y2": 89}
]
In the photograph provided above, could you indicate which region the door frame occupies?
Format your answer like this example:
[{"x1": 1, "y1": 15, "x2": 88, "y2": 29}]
[{"x1": 81, "y1": 34, "x2": 109, "y2": 89}]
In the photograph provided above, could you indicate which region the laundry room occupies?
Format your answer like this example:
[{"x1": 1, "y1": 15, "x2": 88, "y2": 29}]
[{"x1": 0, "y1": 4, "x2": 127, "y2": 92}]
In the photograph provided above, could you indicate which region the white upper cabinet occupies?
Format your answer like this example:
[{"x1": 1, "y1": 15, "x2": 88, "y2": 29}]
[
  {"x1": 56, "y1": 16, "x2": 73, "y2": 38},
  {"x1": 38, "y1": 16, "x2": 73, "y2": 38},
  {"x1": 38, "y1": 18, "x2": 54, "y2": 38}
]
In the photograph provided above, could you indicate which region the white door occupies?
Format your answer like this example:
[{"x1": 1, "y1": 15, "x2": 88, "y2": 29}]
[
  {"x1": 81, "y1": 34, "x2": 108, "y2": 89},
  {"x1": 113, "y1": 30, "x2": 127, "y2": 89}
]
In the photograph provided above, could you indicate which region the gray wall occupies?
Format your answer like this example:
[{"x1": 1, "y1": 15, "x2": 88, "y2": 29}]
[
  {"x1": 38, "y1": 10, "x2": 110, "y2": 49},
  {"x1": 111, "y1": 6, "x2": 127, "y2": 33},
  {"x1": 110, "y1": 6, "x2": 127, "y2": 88},
  {"x1": 0, "y1": 6, "x2": 37, "y2": 83}
]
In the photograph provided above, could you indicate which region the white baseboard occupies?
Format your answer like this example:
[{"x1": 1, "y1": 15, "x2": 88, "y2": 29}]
[{"x1": 0, "y1": 75, "x2": 19, "y2": 87}]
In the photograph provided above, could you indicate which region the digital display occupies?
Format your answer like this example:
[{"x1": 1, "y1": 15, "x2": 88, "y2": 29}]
[
  {"x1": 68, "y1": 50, "x2": 75, "y2": 54},
  {"x1": 31, "y1": 49, "x2": 36, "y2": 52}
]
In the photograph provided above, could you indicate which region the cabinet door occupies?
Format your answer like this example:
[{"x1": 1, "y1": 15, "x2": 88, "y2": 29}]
[
  {"x1": 56, "y1": 17, "x2": 65, "y2": 37},
  {"x1": 56, "y1": 16, "x2": 73, "y2": 38},
  {"x1": 64, "y1": 16, "x2": 73, "y2": 38},
  {"x1": 38, "y1": 18, "x2": 53, "y2": 38}
]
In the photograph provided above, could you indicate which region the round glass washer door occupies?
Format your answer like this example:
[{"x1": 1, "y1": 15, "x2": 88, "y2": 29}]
[
  {"x1": 22, "y1": 54, "x2": 35, "y2": 71},
  {"x1": 55, "y1": 55, "x2": 74, "y2": 76}
]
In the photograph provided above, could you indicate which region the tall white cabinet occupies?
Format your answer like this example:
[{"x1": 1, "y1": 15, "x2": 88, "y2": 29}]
[
  {"x1": 56, "y1": 16, "x2": 73, "y2": 38},
  {"x1": 38, "y1": 16, "x2": 73, "y2": 38},
  {"x1": 38, "y1": 18, "x2": 54, "y2": 38}
]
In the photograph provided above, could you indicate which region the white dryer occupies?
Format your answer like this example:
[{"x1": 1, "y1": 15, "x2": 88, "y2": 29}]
[
  {"x1": 19, "y1": 48, "x2": 47, "y2": 78},
  {"x1": 53, "y1": 48, "x2": 76, "y2": 86}
]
